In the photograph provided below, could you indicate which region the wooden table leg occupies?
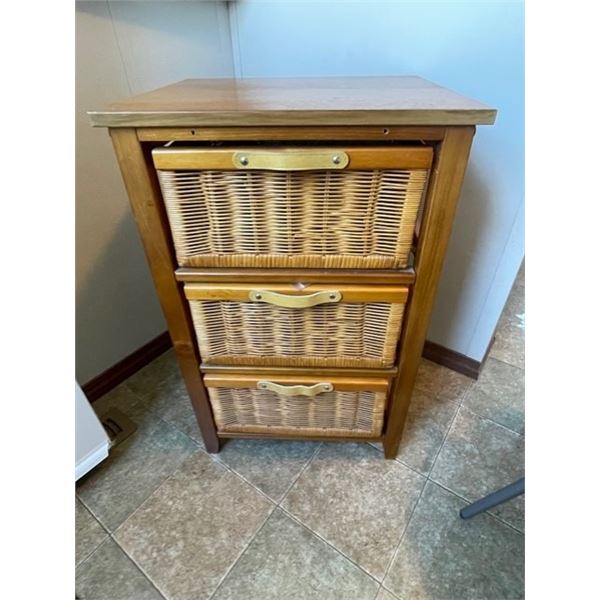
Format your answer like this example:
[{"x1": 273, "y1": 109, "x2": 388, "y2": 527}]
[
  {"x1": 109, "y1": 128, "x2": 220, "y2": 453},
  {"x1": 384, "y1": 127, "x2": 475, "y2": 459}
]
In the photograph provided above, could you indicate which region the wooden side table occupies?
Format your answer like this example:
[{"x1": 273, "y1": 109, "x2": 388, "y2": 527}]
[{"x1": 90, "y1": 76, "x2": 495, "y2": 459}]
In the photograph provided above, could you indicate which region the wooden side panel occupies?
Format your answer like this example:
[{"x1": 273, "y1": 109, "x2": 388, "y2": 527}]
[
  {"x1": 383, "y1": 127, "x2": 475, "y2": 459},
  {"x1": 109, "y1": 128, "x2": 219, "y2": 452}
]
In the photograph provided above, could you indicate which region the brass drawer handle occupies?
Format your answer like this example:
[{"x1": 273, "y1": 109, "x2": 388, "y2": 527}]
[
  {"x1": 232, "y1": 150, "x2": 349, "y2": 171},
  {"x1": 257, "y1": 381, "x2": 334, "y2": 397},
  {"x1": 249, "y1": 289, "x2": 342, "y2": 308}
]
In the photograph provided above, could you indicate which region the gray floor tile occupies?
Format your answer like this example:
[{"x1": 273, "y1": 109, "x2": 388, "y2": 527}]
[
  {"x1": 414, "y1": 359, "x2": 472, "y2": 403},
  {"x1": 213, "y1": 509, "x2": 379, "y2": 600},
  {"x1": 430, "y1": 407, "x2": 524, "y2": 531},
  {"x1": 463, "y1": 357, "x2": 524, "y2": 434},
  {"x1": 114, "y1": 450, "x2": 274, "y2": 600},
  {"x1": 501, "y1": 288, "x2": 525, "y2": 328},
  {"x1": 124, "y1": 349, "x2": 179, "y2": 399},
  {"x1": 142, "y1": 371, "x2": 205, "y2": 447},
  {"x1": 215, "y1": 439, "x2": 320, "y2": 502},
  {"x1": 384, "y1": 481, "x2": 524, "y2": 600},
  {"x1": 490, "y1": 272, "x2": 525, "y2": 369},
  {"x1": 515, "y1": 261, "x2": 525, "y2": 289},
  {"x1": 76, "y1": 498, "x2": 108, "y2": 566},
  {"x1": 76, "y1": 538, "x2": 163, "y2": 600},
  {"x1": 490, "y1": 321, "x2": 525, "y2": 369},
  {"x1": 491, "y1": 490, "x2": 525, "y2": 532},
  {"x1": 77, "y1": 386, "x2": 198, "y2": 532},
  {"x1": 282, "y1": 443, "x2": 425, "y2": 580},
  {"x1": 394, "y1": 389, "x2": 460, "y2": 475}
]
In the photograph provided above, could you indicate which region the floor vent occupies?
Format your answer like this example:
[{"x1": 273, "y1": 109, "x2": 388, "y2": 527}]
[{"x1": 99, "y1": 407, "x2": 137, "y2": 449}]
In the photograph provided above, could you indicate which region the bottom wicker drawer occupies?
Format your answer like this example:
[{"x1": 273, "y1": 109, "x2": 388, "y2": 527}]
[{"x1": 203, "y1": 373, "x2": 390, "y2": 437}]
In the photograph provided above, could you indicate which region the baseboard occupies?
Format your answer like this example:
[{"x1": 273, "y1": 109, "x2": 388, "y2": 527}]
[
  {"x1": 82, "y1": 332, "x2": 172, "y2": 402},
  {"x1": 422, "y1": 340, "x2": 480, "y2": 379},
  {"x1": 83, "y1": 331, "x2": 490, "y2": 401}
]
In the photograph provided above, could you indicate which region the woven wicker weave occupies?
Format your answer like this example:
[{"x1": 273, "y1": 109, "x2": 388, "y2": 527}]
[
  {"x1": 207, "y1": 387, "x2": 386, "y2": 436},
  {"x1": 157, "y1": 169, "x2": 428, "y2": 269},
  {"x1": 189, "y1": 300, "x2": 405, "y2": 368}
]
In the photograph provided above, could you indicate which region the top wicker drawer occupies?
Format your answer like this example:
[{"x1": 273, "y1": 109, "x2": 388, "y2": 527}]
[{"x1": 153, "y1": 146, "x2": 432, "y2": 269}]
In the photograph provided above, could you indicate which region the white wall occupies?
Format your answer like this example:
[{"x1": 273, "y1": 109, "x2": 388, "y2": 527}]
[
  {"x1": 230, "y1": 0, "x2": 524, "y2": 361},
  {"x1": 75, "y1": 1, "x2": 234, "y2": 383}
]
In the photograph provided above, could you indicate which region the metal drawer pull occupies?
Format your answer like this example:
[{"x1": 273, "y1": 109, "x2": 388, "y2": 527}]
[
  {"x1": 249, "y1": 289, "x2": 342, "y2": 308},
  {"x1": 257, "y1": 381, "x2": 334, "y2": 397},
  {"x1": 232, "y1": 150, "x2": 349, "y2": 171}
]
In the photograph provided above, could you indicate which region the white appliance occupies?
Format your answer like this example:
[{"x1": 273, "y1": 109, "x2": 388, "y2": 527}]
[{"x1": 75, "y1": 382, "x2": 109, "y2": 480}]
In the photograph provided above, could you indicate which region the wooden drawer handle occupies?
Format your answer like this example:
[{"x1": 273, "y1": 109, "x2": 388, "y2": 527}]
[
  {"x1": 248, "y1": 289, "x2": 342, "y2": 308},
  {"x1": 232, "y1": 150, "x2": 349, "y2": 170},
  {"x1": 257, "y1": 381, "x2": 334, "y2": 397}
]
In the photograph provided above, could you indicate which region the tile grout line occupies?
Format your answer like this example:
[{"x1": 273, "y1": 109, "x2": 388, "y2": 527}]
[
  {"x1": 76, "y1": 497, "x2": 110, "y2": 535},
  {"x1": 75, "y1": 536, "x2": 113, "y2": 571},
  {"x1": 277, "y1": 442, "x2": 323, "y2": 505},
  {"x1": 377, "y1": 387, "x2": 467, "y2": 585},
  {"x1": 210, "y1": 442, "x2": 384, "y2": 593},
  {"x1": 276, "y1": 444, "x2": 394, "y2": 583},
  {"x1": 206, "y1": 507, "x2": 275, "y2": 600},
  {"x1": 425, "y1": 390, "x2": 525, "y2": 535},
  {"x1": 122, "y1": 377, "x2": 209, "y2": 450},
  {"x1": 207, "y1": 443, "x2": 324, "y2": 598},
  {"x1": 110, "y1": 448, "x2": 279, "y2": 600},
  {"x1": 370, "y1": 391, "x2": 463, "y2": 476},
  {"x1": 424, "y1": 389, "x2": 466, "y2": 492},
  {"x1": 79, "y1": 382, "x2": 207, "y2": 534},
  {"x1": 379, "y1": 471, "x2": 428, "y2": 587},
  {"x1": 75, "y1": 499, "x2": 111, "y2": 567},
  {"x1": 108, "y1": 535, "x2": 169, "y2": 600},
  {"x1": 457, "y1": 403, "x2": 525, "y2": 438},
  {"x1": 380, "y1": 584, "x2": 403, "y2": 600},
  {"x1": 488, "y1": 353, "x2": 525, "y2": 372},
  {"x1": 109, "y1": 447, "x2": 206, "y2": 539},
  {"x1": 276, "y1": 503, "x2": 382, "y2": 587},
  {"x1": 76, "y1": 536, "x2": 168, "y2": 600},
  {"x1": 79, "y1": 435, "x2": 200, "y2": 536},
  {"x1": 379, "y1": 385, "x2": 468, "y2": 586},
  {"x1": 209, "y1": 455, "x2": 279, "y2": 506},
  {"x1": 367, "y1": 440, "x2": 432, "y2": 479}
]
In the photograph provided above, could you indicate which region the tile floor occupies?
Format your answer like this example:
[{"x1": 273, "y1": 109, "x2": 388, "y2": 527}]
[{"x1": 76, "y1": 265, "x2": 525, "y2": 599}]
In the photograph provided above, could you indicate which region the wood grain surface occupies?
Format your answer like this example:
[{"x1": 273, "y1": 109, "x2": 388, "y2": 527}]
[{"x1": 89, "y1": 76, "x2": 496, "y2": 127}]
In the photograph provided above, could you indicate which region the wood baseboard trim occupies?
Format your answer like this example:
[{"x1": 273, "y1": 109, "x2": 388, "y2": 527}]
[
  {"x1": 83, "y1": 331, "x2": 491, "y2": 401},
  {"x1": 82, "y1": 332, "x2": 172, "y2": 402},
  {"x1": 422, "y1": 339, "x2": 491, "y2": 380}
]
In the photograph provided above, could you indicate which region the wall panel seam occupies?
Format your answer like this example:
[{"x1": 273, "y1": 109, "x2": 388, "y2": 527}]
[
  {"x1": 464, "y1": 194, "x2": 524, "y2": 358},
  {"x1": 105, "y1": 0, "x2": 133, "y2": 96}
]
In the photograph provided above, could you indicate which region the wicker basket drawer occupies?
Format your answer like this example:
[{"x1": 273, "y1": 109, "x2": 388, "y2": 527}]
[
  {"x1": 204, "y1": 373, "x2": 390, "y2": 437},
  {"x1": 185, "y1": 283, "x2": 408, "y2": 368},
  {"x1": 153, "y1": 146, "x2": 432, "y2": 269}
]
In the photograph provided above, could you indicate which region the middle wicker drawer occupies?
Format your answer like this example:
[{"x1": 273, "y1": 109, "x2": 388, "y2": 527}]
[{"x1": 185, "y1": 283, "x2": 408, "y2": 368}]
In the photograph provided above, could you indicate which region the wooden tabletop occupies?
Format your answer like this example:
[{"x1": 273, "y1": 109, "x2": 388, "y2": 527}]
[{"x1": 88, "y1": 76, "x2": 496, "y2": 128}]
